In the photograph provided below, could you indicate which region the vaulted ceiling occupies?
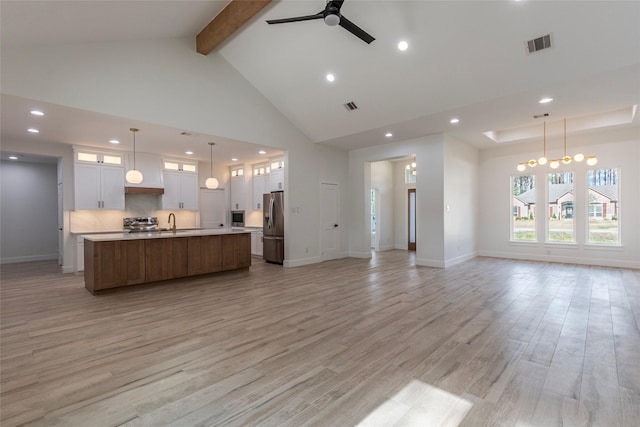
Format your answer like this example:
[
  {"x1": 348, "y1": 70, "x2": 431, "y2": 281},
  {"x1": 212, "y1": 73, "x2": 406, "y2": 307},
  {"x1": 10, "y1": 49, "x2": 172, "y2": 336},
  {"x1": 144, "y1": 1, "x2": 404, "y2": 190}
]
[{"x1": 2, "y1": 0, "x2": 639, "y2": 161}]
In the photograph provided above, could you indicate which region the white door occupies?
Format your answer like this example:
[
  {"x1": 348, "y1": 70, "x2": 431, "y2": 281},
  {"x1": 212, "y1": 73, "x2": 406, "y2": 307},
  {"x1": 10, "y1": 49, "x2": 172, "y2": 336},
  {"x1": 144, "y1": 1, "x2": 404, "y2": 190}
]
[
  {"x1": 200, "y1": 188, "x2": 226, "y2": 228},
  {"x1": 321, "y1": 182, "x2": 339, "y2": 261},
  {"x1": 58, "y1": 181, "x2": 63, "y2": 265}
]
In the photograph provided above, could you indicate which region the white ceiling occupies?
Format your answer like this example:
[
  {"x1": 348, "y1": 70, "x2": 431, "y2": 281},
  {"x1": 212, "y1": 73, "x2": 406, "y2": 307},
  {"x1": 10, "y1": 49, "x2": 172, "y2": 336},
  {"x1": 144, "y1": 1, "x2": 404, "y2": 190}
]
[{"x1": 1, "y1": 0, "x2": 639, "y2": 161}]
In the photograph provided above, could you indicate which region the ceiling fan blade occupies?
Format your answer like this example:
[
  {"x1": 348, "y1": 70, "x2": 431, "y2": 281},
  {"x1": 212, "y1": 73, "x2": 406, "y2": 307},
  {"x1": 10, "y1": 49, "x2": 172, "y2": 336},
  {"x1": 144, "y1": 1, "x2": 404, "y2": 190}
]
[
  {"x1": 266, "y1": 12, "x2": 324, "y2": 25},
  {"x1": 339, "y1": 15, "x2": 375, "y2": 44}
]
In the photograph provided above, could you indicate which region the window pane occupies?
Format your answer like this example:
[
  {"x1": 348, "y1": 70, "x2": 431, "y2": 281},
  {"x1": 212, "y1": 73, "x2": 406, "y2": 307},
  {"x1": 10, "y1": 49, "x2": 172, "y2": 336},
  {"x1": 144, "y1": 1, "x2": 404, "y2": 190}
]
[
  {"x1": 183, "y1": 164, "x2": 196, "y2": 172},
  {"x1": 548, "y1": 172, "x2": 575, "y2": 242},
  {"x1": 405, "y1": 167, "x2": 416, "y2": 184},
  {"x1": 164, "y1": 161, "x2": 179, "y2": 171},
  {"x1": 102, "y1": 155, "x2": 121, "y2": 165},
  {"x1": 588, "y1": 168, "x2": 619, "y2": 244},
  {"x1": 512, "y1": 175, "x2": 536, "y2": 241},
  {"x1": 77, "y1": 152, "x2": 98, "y2": 162},
  {"x1": 409, "y1": 191, "x2": 416, "y2": 244}
]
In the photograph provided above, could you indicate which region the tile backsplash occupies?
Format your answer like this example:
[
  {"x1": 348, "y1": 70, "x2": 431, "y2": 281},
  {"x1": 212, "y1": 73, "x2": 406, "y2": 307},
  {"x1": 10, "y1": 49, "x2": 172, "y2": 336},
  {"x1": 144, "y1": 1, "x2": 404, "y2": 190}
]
[{"x1": 70, "y1": 195, "x2": 197, "y2": 233}]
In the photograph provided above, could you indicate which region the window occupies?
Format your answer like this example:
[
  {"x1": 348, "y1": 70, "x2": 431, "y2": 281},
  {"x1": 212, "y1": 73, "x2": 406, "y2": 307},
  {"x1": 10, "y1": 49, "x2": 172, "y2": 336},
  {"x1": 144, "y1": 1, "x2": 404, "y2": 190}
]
[
  {"x1": 587, "y1": 168, "x2": 619, "y2": 244},
  {"x1": 511, "y1": 175, "x2": 536, "y2": 241},
  {"x1": 547, "y1": 172, "x2": 574, "y2": 242}
]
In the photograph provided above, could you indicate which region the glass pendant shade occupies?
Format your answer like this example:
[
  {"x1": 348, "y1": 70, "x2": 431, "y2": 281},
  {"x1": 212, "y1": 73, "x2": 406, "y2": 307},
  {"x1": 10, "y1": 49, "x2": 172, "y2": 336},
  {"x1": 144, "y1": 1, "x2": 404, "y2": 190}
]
[
  {"x1": 126, "y1": 169, "x2": 143, "y2": 184},
  {"x1": 538, "y1": 157, "x2": 548, "y2": 165},
  {"x1": 549, "y1": 160, "x2": 560, "y2": 169},
  {"x1": 573, "y1": 153, "x2": 584, "y2": 162},
  {"x1": 586, "y1": 156, "x2": 598, "y2": 166},
  {"x1": 206, "y1": 177, "x2": 219, "y2": 189},
  {"x1": 126, "y1": 128, "x2": 144, "y2": 184},
  {"x1": 517, "y1": 163, "x2": 526, "y2": 172}
]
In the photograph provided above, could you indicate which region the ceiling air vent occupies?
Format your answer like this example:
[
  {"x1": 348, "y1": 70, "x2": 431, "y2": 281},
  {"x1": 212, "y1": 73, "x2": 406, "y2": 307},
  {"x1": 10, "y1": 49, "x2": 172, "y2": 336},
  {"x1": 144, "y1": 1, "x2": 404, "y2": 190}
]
[
  {"x1": 344, "y1": 101, "x2": 358, "y2": 111},
  {"x1": 526, "y1": 33, "x2": 553, "y2": 54},
  {"x1": 533, "y1": 113, "x2": 550, "y2": 119}
]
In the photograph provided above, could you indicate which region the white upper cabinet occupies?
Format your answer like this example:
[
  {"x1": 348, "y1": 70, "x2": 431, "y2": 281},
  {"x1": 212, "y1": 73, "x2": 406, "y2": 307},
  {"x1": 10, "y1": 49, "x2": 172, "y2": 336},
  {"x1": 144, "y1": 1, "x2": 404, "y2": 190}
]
[
  {"x1": 74, "y1": 149, "x2": 124, "y2": 210},
  {"x1": 162, "y1": 170, "x2": 198, "y2": 210},
  {"x1": 230, "y1": 167, "x2": 245, "y2": 211},
  {"x1": 252, "y1": 163, "x2": 269, "y2": 211},
  {"x1": 268, "y1": 158, "x2": 284, "y2": 192}
]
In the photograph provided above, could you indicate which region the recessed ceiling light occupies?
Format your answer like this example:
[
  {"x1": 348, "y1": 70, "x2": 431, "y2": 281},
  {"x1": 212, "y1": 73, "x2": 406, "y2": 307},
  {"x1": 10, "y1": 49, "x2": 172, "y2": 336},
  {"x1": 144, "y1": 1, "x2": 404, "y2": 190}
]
[
  {"x1": 231, "y1": 158, "x2": 238, "y2": 162},
  {"x1": 539, "y1": 97, "x2": 554, "y2": 104},
  {"x1": 397, "y1": 41, "x2": 409, "y2": 51},
  {"x1": 30, "y1": 110, "x2": 44, "y2": 116},
  {"x1": 185, "y1": 151, "x2": 194, "y2": 155},
  {"x1": 326, "y1": 73, "x2": 335, "y2": 82},
  {"x1": 450, "y1": 118, "x2": 460, "y2": 124},
  {"x1": 259, "y1": 150, "x2": 266, "y2": 155},
  {"x1": 27, "y1": 128, "x2": 39, "y2": 133},
  {"x1": 109, "y1": 139, "x2": 120, "y2": 144},
  {"x1": 385, "y1": 132, "x2": 393, "y2": 137},
  {"x1": 9, "y1": 155, "x2": 18, "y2": 160}
]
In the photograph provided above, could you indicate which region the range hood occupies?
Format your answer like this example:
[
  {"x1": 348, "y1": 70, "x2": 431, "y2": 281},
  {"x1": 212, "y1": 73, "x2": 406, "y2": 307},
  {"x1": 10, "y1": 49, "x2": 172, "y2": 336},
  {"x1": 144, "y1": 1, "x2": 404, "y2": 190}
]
[{"x1": 125, "y1": 187, "x2": 164, "y2": 195}]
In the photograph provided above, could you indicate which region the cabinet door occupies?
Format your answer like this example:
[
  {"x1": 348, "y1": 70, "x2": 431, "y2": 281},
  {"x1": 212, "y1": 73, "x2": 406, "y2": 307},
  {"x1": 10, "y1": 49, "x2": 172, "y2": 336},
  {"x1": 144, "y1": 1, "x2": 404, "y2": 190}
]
[
  {"x1": 75, "y1": 163, "x2": 101, "y2": 210},
  {"x1": 230, "y1": 176, "x2": 245, "y2": 211},
  {"x1": 123, "y1": 240, "x2": 146, "y2": 285},
  {"x1": 188, "y1": 235, "x2": 222, "y2": 275},
  {"x1": 252, "y1": 175, "x2": 265, "y2": 211},
  {"x1": 101, "y1": 165, "x2": 125, "y2": 210},
  {"x1": 269, "y1": 169, "x2": 284, "y2": 192},
  {"x1": 86, "y1": 240, "x2": 126, "y2": 291},
  {"x1": 162, "y1": 171, "x2": 182, "y2": 210},
  {"x1": 222, "y1": 234, "x2": 251, "y2": 270},
  {"x1": 145, "y1": 238, "x2": 188, "y2": 281},
  {"x1": 180, "y1": 173, "x2": 198, "y2": 210}
]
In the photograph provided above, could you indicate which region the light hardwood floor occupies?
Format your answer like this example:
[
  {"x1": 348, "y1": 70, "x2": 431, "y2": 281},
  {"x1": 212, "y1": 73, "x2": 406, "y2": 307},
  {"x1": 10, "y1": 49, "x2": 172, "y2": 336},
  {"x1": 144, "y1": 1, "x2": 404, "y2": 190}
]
[{"x1": 1, "y1": 252, "x2": 639, "y2": 426}]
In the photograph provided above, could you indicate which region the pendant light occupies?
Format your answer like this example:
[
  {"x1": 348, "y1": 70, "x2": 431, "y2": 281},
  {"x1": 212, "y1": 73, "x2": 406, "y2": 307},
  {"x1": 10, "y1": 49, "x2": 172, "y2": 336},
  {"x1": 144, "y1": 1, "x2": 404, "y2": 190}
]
[
  {"x1": 125, "y1": 128, "x2": 143, "y2": 184},
  {"x1": 406, "y1": 155, "x2": 416, "y2": 175},
  {"x1": 205, "y1": 142, "x2": 219, "y2": 189}
]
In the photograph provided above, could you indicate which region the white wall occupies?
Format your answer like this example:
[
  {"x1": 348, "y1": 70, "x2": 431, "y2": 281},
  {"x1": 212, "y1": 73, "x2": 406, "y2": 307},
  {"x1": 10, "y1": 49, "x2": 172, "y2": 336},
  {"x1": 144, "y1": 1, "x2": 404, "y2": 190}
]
[
  {"x1": 370, "y1": 161, "x2": 394, "y2": 251},
  {"x1": 444, "y1": 135, "x2": 479, "y2": 266},
  {"x1": 1, "y1": 160, "x2": 59, "y2": 263},
  {"x1": 478, "y1": 127, "x2": 640, "y2": 268},
  {"x1": 1, "y1": 38, "x2": 351, "y2": 269}
]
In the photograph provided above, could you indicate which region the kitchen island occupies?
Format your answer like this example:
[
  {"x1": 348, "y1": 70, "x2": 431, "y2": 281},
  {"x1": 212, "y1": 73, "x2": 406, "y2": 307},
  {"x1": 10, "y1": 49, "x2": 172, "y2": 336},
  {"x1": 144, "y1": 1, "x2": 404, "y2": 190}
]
[{"x1": 83, "y1": 229, "x2": 251, "y2": 294}]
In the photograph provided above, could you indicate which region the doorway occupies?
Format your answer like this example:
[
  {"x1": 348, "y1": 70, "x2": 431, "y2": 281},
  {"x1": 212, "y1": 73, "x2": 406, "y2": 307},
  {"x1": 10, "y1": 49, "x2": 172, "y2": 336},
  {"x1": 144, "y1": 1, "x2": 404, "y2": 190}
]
[
  {"x1": 408, "y1": 188, "x2": 416, "y2": 251},
  {"x1": 321, "y1": 182, "x2": 339, "y2": 261}
]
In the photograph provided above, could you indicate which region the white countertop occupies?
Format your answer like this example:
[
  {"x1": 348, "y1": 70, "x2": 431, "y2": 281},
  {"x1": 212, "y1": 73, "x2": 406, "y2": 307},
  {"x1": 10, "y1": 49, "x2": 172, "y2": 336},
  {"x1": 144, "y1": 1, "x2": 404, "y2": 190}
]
[{"x1": 82, "y1": 228, "x2": 250, "y2": 242}]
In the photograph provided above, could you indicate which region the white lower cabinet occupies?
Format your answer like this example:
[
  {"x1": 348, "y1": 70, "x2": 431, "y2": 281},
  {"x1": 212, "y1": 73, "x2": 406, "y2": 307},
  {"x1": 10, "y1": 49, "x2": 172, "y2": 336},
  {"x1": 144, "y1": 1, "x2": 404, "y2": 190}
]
[
  {"x1": 76, "y1": 236, "x2": 85, "y2": 272},
  {"x1": 251, "y1": 230, "x2": 263, "y2": 256}
]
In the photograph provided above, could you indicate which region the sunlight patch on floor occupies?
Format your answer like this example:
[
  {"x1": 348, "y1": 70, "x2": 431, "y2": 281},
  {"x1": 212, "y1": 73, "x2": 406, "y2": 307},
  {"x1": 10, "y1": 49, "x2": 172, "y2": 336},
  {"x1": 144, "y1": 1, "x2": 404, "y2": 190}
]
[{"x1": 356, "y1": 379, "x2": 473, "y2": 426}]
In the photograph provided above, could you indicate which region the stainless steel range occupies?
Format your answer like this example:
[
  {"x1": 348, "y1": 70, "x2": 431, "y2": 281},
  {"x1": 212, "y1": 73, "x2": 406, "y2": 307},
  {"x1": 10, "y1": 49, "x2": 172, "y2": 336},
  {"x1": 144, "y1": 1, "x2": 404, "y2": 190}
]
[{"x1": 123, "y1": 217, "x2": 169, "y2": 233}]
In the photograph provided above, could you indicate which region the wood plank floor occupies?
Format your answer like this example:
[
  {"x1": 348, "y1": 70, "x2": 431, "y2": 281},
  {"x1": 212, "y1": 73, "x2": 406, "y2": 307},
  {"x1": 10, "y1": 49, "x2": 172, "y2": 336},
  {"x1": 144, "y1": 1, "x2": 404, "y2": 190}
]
[{"x1": 1, "y1": 252, "x2": 639, "y2": 426}]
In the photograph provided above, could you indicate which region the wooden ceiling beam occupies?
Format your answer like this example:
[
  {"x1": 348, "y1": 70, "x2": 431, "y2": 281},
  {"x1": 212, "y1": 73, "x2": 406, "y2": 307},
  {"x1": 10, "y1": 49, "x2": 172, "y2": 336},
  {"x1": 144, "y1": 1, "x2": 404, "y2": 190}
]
[{"x1": 196, "y1": 0, "x2": 272, "y2": 55}]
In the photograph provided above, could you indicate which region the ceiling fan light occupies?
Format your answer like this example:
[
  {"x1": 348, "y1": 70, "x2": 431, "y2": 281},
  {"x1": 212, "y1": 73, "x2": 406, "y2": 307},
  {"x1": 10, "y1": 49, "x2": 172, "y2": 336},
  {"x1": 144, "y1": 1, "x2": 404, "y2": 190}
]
[
  {"x1": 205, "y1": 177, "x2": 219, "y2": 190},
  {"x1": 573, "y1": 153, "x2": 584, "y2": 162},
  {"x1": 324, "y1": 13, "x2": 340, "y2": 26},
  {"x1": 538, "y1": 156, "x2": 548, "y2": 165}
]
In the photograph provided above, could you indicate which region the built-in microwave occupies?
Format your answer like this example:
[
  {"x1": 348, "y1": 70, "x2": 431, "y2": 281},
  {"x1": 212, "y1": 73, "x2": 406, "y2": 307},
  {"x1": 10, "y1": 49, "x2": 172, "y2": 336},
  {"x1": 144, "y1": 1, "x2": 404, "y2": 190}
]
[{"x1": 231, "y1": 210, "x2": 245, "y2": 227}]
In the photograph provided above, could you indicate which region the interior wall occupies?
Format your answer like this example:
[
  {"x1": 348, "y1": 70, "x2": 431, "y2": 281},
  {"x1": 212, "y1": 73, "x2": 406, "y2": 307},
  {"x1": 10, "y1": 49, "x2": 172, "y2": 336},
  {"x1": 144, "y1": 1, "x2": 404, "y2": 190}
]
[
  {"x1": 444, "y1": 135, "x2": 480, "y2": 266},
  {"x1": 478, "y1": 127, "x2": 640, "y2": 268},
  {"x1": 349, "y1": 134, "x2": 446, "y2": 266},
  {"x1": 1, "y1": 37, "x2": 351, "y2": 268},
  {"x1": 370, "y1": 161, "x2": 394, "y2": 251},
  {"x1": 1, "y1": 160, "x2": 59, "y2": 263}
]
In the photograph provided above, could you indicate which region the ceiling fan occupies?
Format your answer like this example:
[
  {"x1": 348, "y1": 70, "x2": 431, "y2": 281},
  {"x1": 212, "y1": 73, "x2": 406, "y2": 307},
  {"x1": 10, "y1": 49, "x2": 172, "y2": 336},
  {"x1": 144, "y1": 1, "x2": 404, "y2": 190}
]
[{"x1": 266, "y1": 0, "x2": 375, "y2": 44}]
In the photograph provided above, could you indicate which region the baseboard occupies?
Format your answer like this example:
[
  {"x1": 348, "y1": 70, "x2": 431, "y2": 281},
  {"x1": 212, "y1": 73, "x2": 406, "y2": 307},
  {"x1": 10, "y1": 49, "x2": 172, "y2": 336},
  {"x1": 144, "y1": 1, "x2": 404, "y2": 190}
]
[
  {"x1": 478, "y1": 250, "x2": 640, "y2": 269},
  {"x1": 349, "y1": 251, "x2": 373, "y2": 259},
  {"x1": 378, "y1": 244, "x2": 395, "y2": 252},
  {"x1": 415, "y1": 257, "x2": 445, "y2": 268},
  {"x1": 1, "y1": 254, "x2": 58, "y2": 264},
  {"x1": 444, "y1": 252, "x2": 477, "y2": 268},
  {"x1": 284, "y1": 256, "x2": 322, "y2": 268},
  {"x1": 394, "y1": 244, "x2": 407, "y2": 250},
  {"x1": 62, "y1": 265, "x2": 76, "y2": 274}
]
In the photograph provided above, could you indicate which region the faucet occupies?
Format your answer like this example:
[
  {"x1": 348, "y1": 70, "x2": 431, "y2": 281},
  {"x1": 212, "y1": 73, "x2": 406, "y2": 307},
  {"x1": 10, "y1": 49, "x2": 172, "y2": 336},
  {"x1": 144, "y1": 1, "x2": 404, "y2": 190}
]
[{"x1": 168, "y1": 213, "x2": 176, "y2": 234}]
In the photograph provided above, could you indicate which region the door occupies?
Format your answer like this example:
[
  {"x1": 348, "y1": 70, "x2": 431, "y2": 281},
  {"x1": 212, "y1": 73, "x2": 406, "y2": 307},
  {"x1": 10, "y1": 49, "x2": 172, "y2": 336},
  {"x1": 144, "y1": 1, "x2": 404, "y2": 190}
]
[
  {"x1": 321, "y1": 182, "x2": 339, "y2": 261},
  {"x1": 200, "y1": 189, "x2": 226, "y2": 228},
  {"x1": 408, "y1": 189, "x2": 416, "y2": 251},
  {"x1": 371, "y1": 189, "x2": 380, "y2": 251},
  {"x1": 58, "y1": 180, "x2": 63, "y2": 265}
]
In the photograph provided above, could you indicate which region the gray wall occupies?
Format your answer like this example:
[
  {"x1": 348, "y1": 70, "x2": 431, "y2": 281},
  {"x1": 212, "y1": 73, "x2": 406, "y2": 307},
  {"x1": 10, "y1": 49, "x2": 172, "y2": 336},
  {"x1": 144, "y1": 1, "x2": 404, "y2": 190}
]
[{"x1": 1, "y1": 160, "x2": 58, "y2": 263}]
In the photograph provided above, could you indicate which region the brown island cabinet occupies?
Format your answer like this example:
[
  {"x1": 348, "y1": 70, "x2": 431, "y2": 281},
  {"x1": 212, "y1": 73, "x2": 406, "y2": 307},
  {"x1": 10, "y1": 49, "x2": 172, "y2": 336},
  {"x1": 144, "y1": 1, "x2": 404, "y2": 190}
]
[{"x1": 84, "y1": 231, "x2": 251, "y2": 294}]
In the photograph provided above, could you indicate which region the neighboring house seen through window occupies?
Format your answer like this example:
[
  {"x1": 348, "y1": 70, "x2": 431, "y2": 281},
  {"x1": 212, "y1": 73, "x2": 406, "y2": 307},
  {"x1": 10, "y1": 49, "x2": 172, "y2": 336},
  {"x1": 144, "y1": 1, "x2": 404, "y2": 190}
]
[{"x1": 511, "y1": 175, "x2": 536, "y2": 241}]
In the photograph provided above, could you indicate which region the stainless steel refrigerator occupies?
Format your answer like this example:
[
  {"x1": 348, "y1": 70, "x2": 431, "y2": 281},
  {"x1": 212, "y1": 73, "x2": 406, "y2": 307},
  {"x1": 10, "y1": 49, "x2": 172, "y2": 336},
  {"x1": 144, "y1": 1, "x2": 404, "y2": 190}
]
[{"x1": 263, "y1": 191, "x2": 284, "y2": 264}]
